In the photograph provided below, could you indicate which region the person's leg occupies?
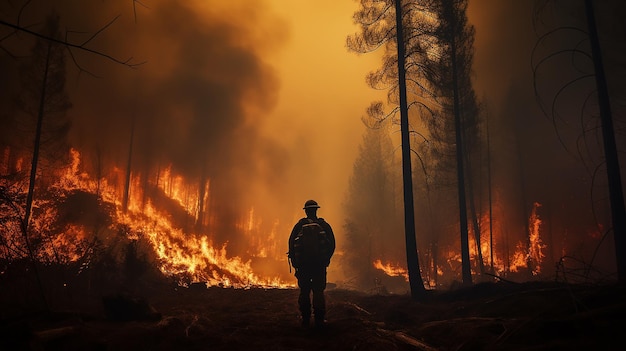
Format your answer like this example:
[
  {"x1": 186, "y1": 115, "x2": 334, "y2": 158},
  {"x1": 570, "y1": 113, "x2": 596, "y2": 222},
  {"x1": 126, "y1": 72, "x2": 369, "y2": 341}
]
[
  {"x1": 296, "y1": 270, "x2": 312, "y2": 326},
  {"x1": 311, "y1": 266, "x2": 327, "y2": 326}
]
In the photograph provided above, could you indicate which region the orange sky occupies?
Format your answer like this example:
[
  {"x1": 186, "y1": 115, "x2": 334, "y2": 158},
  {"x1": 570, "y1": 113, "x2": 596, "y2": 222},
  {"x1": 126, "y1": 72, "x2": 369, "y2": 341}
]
[
  {"x1": 14, "y1": 0, "x2": 386, "y2": 233},
  {"x1": 258, "y1": 0, "x2": 387, "y2": 226}
]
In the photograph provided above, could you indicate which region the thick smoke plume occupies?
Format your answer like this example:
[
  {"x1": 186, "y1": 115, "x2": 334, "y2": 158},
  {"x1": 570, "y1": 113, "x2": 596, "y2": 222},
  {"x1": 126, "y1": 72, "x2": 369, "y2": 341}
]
[{"x1": 0, "y1": 0, "x2": 295, "y2": 275}]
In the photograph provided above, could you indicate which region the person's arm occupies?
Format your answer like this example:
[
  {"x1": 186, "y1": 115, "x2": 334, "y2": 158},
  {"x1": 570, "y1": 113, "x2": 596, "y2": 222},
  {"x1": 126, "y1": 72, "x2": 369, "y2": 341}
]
[{"x1": 326, "y1": 223, "x2": 336, "y2": 258}]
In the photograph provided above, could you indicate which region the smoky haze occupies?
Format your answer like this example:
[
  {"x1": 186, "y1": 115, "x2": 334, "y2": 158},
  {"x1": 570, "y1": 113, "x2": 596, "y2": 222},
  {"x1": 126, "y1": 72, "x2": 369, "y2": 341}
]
[
  {"x1": 1, "y1": 0, "x2": 385, "y2": 285},
  {"x1": 467, "y1": 0, "x2": 624, "y2": 277},
  {"x1": 339, "y1": 0, "x2": 625, "y2": 291},
  {"x1": 0, "y1": 0, "x2": 299, "y2": 269},
  {"x1": 65, "y1": 0, "x2": 286, "y2": 224}
]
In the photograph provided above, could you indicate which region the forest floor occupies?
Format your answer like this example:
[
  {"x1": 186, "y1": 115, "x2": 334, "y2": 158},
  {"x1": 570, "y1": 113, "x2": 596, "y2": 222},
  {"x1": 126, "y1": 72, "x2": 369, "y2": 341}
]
[{"x1": 1, "y1": 279, "x2": 625, "y2": 350}]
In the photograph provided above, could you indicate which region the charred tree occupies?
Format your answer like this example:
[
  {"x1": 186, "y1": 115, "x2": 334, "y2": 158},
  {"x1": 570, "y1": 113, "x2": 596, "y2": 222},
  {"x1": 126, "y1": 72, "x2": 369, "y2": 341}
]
[
  {"x1": 449, "y1": 21, "x2": 472, "y2": 286},
  {"x1": 462, "y1": 118, "x2": 485, "y2": 275},
  {"x1": 532, "y1": 0, "x2": 625, "y2": 282},
  {"x1": 428, "y1": 0, "x2": 480, "y2": 286},
  {"x1": 348, "y1": 0, "x2": 435, "y2": 296},
  {"x1": 584, "y1": 0, "x2": 626, "y2": 282},
  {"x1": 486, "y1": 111, "x2": 495, "y2": 273},
  {"x1": 15, "y1": 13, "x2": 72, "y2": 309},
  {"x1": 196, "y1": 171, "x2": 209, "y2": 231},
  {"x1": 514, "y1": 122, "x2": 532, "y2": 278},
  {"x1": 395, "y1": 0, "x2": 427, "y2": 298},
  {"x1": 123, "y1": 115, "x2": 136, "y2": 212}
]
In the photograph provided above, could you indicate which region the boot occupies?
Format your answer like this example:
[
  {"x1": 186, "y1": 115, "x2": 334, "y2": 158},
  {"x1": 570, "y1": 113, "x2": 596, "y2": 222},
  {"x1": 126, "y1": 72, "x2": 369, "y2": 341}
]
[
  {"x1": 314, "y1": 315, "x2": 326, "y2": 328},
  {"x1": 301, "y1": 315, "x2": 310, "y2": 328}
]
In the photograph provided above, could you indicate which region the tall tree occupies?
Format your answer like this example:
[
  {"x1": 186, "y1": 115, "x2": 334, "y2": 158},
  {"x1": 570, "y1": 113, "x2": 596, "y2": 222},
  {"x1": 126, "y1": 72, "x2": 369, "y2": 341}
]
[
  {"x1": 532, "y1": 0, "x2": 626, "y2": 282},
  {"x1": 584, "y1": 0, "x2": 626, "y2": 282},
  {"x1": 17, "y1": 13, "x2": 72, "y2": 245},
  {"x1": 11, "y1": 12, "x2": 72, "y2": 309},
  {"x1": 394, "y1": 0, "x2": 427, "y2": 297},
  {"x1": 348, "y1": 0, "x2": 436, "y2": 297},
  {"x1": 426, "y1": 0, "x2": 481, "y2": 285}
]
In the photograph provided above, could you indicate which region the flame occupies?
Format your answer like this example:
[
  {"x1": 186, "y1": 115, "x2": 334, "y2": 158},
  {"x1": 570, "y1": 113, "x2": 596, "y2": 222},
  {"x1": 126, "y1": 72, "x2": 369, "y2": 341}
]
[
  {"x1": 3, "y1": 146, "x2": 556, "y2": 288},
  {"x1": 528, "y1": 202, "x2": 546, "y2": 274},
  {"x1": 435, "y1": 199, "x2": 548, "y2": 281},
  {"x1": 156, "y1": 165, "x2": 205, "y2": 221},
  {"x1": 8, "y1": 148, "x2": 294, "y2": 288},
  {"x1": 373, "y1": 259, "x2": 409, "y2": 281},
  {"x1": 503, "y1": 202, "x2": 546, "y2": 275}
]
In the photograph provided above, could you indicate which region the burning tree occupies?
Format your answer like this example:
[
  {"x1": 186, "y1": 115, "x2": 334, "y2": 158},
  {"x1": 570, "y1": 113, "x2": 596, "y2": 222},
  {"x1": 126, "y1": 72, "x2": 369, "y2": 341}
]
[{"x1": 16, "y1": 12, "x2": 72, "y2": 252}]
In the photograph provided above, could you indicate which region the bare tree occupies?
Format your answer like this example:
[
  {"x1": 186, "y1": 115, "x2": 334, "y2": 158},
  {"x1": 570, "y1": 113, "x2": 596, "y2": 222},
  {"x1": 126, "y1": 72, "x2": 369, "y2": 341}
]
[{"x1": 0, "y1": 1, "x2": 145, "y2": 70}]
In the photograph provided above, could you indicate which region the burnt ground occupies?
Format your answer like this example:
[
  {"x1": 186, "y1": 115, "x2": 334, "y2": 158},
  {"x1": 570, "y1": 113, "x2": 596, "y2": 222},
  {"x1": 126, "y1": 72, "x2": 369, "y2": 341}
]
[{"x1": 1, "y1": 280, "x2": 625, "y2": 350}]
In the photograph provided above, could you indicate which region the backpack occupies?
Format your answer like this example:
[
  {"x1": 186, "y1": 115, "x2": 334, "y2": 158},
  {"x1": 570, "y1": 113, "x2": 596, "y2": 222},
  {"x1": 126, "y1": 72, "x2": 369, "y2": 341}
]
[{"x1": 290, "y1": 218, "x2": 331, "y2": 269}]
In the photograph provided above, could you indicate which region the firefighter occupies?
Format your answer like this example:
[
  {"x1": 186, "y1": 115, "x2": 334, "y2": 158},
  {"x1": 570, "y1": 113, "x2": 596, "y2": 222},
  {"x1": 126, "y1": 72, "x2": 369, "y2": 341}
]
[{"x1": 288, "y1": 200, "x2": 336, "y2": 328}]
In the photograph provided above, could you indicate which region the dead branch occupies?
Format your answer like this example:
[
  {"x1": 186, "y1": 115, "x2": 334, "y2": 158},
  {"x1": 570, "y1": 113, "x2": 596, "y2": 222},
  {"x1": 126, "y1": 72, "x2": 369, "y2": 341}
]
[{"x1": 0, "y1": 19, "x2": 145, "y2": 68}]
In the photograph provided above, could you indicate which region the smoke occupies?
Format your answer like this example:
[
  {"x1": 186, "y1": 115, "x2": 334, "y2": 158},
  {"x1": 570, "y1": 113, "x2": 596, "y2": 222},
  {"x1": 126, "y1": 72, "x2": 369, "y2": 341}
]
[
  {"x1": 67, "y1": 1, "x2": 285, "y2": 203},
  {"x1": 1, "y1": 0, "x2": 388, "y2": 284},
  {"x1": 7, "y1": 0, "x2": 621, "y2": 285},
  {"x1": 0, "y1": 0, "x2": 292, "y2": 250}
]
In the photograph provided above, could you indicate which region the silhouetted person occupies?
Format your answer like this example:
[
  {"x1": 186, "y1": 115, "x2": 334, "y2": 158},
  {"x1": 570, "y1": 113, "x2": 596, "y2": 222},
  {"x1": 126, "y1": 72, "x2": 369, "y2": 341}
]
[{"x1": 288, "y1": 199, "x2": 336, "y2": 328}]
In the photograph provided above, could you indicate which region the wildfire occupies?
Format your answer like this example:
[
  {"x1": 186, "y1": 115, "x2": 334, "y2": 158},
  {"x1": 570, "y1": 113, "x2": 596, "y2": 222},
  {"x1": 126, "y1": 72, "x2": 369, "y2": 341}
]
[
  {"x1": 3, "y1": 145, "x2": 555, "y2": 290},
  {"x1": 433, "y1": 199, "x2": 548, "y2": 283},
  {"x1": 373, "y1": 259, "x2": 409, "y2": 281},
  {"x1": 6, "y1": 148, "x2": 294, "y2": 289}
]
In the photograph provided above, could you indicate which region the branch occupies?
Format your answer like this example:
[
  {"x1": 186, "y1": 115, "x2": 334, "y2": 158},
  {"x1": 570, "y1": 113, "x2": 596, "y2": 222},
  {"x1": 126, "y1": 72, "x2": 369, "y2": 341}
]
[
  {"x1": 132, "y1": 0, "x2": 149, "y2": 24},
  {"x1": 0, "y1": 19, "x2": 146, "y2": 68}
]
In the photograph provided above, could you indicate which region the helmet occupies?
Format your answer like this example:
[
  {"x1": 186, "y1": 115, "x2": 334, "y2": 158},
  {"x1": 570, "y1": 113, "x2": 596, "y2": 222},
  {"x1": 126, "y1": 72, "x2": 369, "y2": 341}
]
[{"x1": 303, "y1": 199, "x2": 320, "y2": 209}]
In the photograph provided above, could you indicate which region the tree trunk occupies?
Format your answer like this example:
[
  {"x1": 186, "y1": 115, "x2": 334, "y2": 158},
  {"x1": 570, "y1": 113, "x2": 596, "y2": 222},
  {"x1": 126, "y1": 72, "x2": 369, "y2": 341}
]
[
  {"x1": 585, "y1": 0, "x2": 626, "y2": 282},
  {"x1": 468, "y1": 188, "x2": 485, "y2": 275},
  {"x1": 514, "y1": 117, "x2": 532, "y2": 278},
  {"x1": 395, "y1": 0, "x2": 426, "y2": 298},
  {"x1": 448, "y1": 7, "x2": 472, "y2": 286},
  {"x1": 487, "y1": 113, "x2": 495, "y2": 273},
  {"x1": 122, "y1": 116, "x2": 135, "y2": 212},
  {"x1": 23, "y1": 42, "x2": 52, "y2": 311}
]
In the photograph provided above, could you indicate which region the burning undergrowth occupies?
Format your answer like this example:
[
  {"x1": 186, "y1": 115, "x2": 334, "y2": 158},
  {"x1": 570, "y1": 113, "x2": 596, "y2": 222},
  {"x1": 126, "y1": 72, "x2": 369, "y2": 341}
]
[{"x1": 0, "y1": 147, "x2": 293, "y2": 310}]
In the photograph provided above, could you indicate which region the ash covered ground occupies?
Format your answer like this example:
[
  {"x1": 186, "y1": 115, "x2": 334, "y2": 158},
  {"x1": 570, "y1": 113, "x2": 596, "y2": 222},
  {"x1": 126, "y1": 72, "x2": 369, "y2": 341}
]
[{"x1": 2, "y1": 278, "x2": 625, "y2": 350}]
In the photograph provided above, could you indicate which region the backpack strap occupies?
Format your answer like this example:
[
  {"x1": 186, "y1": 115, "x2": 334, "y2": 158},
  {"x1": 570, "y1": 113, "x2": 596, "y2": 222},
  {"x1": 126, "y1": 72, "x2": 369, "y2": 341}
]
[{"x1": 303, "y1": 217, "x2": 319, "y2": 225}]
